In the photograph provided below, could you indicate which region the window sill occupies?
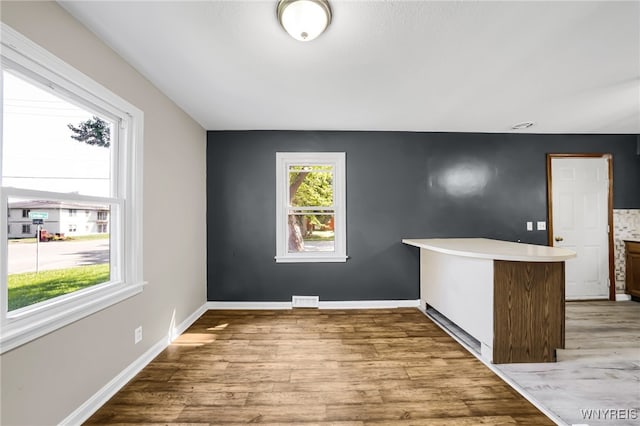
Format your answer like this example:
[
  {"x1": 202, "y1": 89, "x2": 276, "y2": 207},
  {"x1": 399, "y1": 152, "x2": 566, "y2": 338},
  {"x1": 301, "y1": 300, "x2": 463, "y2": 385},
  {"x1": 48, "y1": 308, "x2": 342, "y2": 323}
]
[
  {"x1": 0, "y1": 281, "x2": 145, "y2": 354},
  {"x1": 275, "y1": 255, "x2": 348, "y2": 263}
]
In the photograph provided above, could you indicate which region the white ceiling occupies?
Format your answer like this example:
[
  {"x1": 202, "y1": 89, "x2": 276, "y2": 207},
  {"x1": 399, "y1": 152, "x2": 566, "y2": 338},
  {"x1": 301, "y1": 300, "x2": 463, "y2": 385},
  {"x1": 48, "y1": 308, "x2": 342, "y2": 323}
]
[{"x1": 59, "y1": 1, "x2": 640, "y2": 134}]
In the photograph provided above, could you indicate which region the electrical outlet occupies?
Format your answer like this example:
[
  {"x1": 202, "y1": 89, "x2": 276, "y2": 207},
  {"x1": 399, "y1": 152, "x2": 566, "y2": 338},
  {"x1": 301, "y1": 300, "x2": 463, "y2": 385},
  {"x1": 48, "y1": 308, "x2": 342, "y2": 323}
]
[
  {"x1": 526, "y1": 221, "x2": 533, "y2": 231},
  {"x1": 537, "y1": 221, "x2": 546, "y2": 231},
  {"x1": 134, "y1": 326, "x2": 142, "y2": 344}
]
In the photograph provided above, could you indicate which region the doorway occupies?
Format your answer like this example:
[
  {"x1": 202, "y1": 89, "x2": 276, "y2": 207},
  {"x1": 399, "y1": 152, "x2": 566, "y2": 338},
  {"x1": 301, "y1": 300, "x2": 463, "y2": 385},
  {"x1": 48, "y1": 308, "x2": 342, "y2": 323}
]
[{"x1": 547, "y1": 154, "x2": 614, "y2": 301}]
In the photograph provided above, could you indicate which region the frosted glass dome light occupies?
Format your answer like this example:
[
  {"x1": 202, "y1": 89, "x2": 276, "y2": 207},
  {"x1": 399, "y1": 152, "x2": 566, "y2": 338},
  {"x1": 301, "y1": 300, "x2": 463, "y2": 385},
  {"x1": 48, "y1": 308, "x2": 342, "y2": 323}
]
[{"x1": 277, "y1": 0, "x2": 332, "y2": 42}]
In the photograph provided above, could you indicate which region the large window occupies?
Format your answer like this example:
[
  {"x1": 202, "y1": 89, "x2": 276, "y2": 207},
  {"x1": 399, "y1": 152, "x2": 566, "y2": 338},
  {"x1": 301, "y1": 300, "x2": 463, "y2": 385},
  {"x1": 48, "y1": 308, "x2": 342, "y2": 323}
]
[
  {"x1": 0, "y1": 23, "x2": 144, "y2": 353},
  {"x1": 275, "y1": 152, "x2": 347, "y2": 263}
]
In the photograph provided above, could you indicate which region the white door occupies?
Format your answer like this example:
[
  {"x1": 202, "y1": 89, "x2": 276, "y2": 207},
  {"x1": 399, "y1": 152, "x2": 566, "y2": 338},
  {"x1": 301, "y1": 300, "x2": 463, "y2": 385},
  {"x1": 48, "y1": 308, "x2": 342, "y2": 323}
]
[{"x1": 551, "y1": 157, "x2": 610, "y2": 300}]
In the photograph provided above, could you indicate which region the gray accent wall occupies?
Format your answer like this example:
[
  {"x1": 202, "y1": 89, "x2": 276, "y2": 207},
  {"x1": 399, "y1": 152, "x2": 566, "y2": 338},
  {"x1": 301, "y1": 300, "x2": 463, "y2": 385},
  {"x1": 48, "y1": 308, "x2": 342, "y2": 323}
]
[{"x1": 207, "y1": 131, "x2": 640, "y2": 302}]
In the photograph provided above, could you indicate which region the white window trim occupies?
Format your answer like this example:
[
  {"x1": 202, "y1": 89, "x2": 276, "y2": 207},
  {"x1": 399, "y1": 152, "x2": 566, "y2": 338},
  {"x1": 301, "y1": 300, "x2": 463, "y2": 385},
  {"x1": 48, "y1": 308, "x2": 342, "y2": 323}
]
[
  {"x1": 275, "y1": 152, "x2": 347, "y2": 263},
  {"x1": 0, "y1": 23, "x2": 145, "y2": 354}
]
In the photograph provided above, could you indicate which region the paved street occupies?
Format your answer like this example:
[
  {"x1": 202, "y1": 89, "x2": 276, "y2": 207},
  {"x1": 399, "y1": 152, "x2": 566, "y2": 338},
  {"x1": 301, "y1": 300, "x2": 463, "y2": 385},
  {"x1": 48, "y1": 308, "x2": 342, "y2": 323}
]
[{"x1": 8, "y1": 239, "x2": 109, "y2": 274}]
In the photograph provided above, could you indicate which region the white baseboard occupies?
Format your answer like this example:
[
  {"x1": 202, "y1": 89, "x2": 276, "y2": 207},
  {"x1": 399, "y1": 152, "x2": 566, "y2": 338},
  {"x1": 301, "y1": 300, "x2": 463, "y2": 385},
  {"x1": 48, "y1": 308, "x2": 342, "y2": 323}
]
[
  {"x1": 169, "y1": 303, "x2": 208, "y2": 341},
  {"x1": 616, "y1": 293, "x2": 632, "y2": 301},
  {"x1": 59, "y1": 302, "x2": 207, "y2": 426},
  {"x1": 206, "y1": 300, "x2": 420, "y2": 310},
  {"x1": 319, "y1": 299, "x2": 420, "y2": 309},
  {"x1": 60, "y1": 336, "x2": 167, "y2": 426},
  {"x1": 206, "y1": 301, "x2": 293, "y2": 310}
]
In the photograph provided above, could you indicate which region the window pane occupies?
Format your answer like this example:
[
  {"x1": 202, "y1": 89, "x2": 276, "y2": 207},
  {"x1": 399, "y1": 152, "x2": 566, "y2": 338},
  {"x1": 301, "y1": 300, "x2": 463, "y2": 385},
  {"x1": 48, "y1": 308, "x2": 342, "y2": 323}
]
[
  {"x1": 7, "y1": 197, "x2": 111, "y2": 311},
  {"x1": 2, "y1": 70, "x2": 112, "y2": 197},
  {"x1": 287, "y1": 213, "x2": 335, "y2": 253},
  {"x1": 288, "y1": 165, "x2": 333, "y2": 207}
]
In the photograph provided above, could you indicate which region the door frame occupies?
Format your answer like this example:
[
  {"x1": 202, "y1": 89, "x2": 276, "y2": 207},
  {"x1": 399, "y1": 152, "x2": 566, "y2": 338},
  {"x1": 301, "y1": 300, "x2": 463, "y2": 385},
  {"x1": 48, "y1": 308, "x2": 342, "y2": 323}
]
[{"x1": 546, "y1": 153, "x2": 615, "y2": 301}]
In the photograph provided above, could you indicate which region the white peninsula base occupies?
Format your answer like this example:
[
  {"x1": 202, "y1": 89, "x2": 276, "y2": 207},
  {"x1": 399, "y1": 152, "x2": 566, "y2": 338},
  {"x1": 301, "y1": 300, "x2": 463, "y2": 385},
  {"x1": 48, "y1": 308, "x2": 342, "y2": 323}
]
[{"x1": 403, "y1": 238, "x2": 576, "y2": 364}]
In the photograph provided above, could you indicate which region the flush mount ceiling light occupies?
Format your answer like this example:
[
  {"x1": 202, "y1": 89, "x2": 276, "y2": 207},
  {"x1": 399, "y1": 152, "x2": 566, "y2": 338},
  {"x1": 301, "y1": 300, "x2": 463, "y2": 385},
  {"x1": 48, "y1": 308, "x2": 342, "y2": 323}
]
[{"x1": 277, "y1": 0, "x2": 332, "y2": 42}]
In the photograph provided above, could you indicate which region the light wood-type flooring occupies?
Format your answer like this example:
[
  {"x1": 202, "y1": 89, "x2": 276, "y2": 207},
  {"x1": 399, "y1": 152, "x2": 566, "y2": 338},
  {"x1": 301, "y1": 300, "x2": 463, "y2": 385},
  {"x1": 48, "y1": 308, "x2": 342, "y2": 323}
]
[
  {"x1": 86, "y1": 309, "x2": 553, "y2": 425},
  {"x1": 497, "y1": 301, "x2": 640, "y2": 426}
]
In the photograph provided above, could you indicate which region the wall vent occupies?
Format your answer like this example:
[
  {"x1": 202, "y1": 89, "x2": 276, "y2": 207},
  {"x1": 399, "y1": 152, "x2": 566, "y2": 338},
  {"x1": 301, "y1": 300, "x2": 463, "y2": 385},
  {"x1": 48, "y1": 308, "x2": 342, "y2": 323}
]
[{"x1": 292, "y1": 295, "x2": 320, "y2": 308}]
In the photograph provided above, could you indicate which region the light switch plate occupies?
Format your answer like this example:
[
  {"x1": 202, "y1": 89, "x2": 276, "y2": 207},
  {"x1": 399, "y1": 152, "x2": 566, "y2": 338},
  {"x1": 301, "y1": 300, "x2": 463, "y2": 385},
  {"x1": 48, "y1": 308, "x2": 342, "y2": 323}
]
[
  {"x1": 526, "y1": 221, "x2": 533, "y2": 231},
  {"x1": 537, "y1": 221, "x2": 546, "y2": 231}
]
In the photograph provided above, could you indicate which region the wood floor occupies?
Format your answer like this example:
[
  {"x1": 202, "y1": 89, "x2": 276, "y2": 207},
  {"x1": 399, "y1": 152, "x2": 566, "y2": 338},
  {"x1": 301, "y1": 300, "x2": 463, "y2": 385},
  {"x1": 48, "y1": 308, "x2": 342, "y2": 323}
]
[{"x1": 86, "y1": 309, "x2": 552, "y2": 425}]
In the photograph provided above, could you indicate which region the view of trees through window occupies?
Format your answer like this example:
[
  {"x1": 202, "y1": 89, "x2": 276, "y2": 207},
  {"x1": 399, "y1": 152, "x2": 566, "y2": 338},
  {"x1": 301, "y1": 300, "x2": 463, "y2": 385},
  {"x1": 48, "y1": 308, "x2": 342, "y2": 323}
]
[
  {"x1": 3, "y1": 70, "x2": 113, "y2": 311},
  {"x1": 287, "y1": 165, "x2": 335, "y2": 252}
]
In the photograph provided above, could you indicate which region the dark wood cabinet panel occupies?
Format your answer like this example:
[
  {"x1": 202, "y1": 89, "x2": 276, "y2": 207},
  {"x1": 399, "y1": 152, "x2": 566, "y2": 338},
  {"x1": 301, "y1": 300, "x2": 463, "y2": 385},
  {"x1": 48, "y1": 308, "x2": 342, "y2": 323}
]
[
  {"x1": 494, "y1": 260, "x2": 565, "y2": 363},
  {"x1": 625, "y1": 241, "x2": 640, "y2": 300}
]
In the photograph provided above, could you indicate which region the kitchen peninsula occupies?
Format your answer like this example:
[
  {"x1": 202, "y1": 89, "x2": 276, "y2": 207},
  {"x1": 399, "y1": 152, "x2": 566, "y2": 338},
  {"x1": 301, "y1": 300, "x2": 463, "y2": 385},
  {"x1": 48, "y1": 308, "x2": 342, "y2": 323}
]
[{"x1": 403, "y1": 238, "x2": 576, "y2": 364}]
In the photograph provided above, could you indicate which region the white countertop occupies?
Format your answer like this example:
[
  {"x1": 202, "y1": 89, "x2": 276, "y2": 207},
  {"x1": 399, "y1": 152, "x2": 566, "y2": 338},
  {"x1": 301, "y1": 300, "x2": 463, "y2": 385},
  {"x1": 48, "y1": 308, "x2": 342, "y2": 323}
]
[{"x1": 402, "y1": 238, "x2": 576, "y2": 262}]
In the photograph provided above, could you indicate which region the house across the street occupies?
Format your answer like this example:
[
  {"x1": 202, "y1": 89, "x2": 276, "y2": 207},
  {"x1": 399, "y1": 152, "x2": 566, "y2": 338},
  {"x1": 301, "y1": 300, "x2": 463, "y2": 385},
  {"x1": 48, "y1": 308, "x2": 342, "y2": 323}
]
[{"x1": 7, "y1": 200, "x2": 109, "y2": 239}]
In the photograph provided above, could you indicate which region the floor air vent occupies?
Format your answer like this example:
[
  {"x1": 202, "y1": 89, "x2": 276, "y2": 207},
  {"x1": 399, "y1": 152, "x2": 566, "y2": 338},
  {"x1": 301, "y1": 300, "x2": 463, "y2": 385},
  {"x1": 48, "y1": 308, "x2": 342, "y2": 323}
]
[{"x1": 292, "y1": 295, "x2": 320, "y2": 308}]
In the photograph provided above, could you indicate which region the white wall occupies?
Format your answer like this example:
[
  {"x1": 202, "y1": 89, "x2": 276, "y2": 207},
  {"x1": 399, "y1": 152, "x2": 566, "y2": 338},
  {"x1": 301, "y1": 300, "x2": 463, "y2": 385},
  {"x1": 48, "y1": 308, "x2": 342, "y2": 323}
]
[{"x1": 0, "y1": 2, "x2": 207, "y2": 424}]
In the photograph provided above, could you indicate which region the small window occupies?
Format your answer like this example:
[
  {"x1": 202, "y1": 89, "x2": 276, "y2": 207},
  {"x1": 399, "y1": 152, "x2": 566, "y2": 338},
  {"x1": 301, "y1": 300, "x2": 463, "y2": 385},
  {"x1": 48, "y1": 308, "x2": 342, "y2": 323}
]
[
  {"x1": 275, "y1": 152, "x2": 347, "y2": 263},
  {"x1": 68, "y1": 209, "x2": 77, "y2": 217},
  {"x1": 68, "y1": 224, "x2": 77, "y2": 233},
  {"x1": 97, "y1": 210, "x2": 108, "y2": 221},
  {"x1": 98, "y1": 223, "x2": 108, "y2": 233},
  {"x1": 21, "y1": 224, "x2": 31, "y2": 234},
  {"x1": 21, "y1": 209, "x2": 29, "y2": 218}
]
